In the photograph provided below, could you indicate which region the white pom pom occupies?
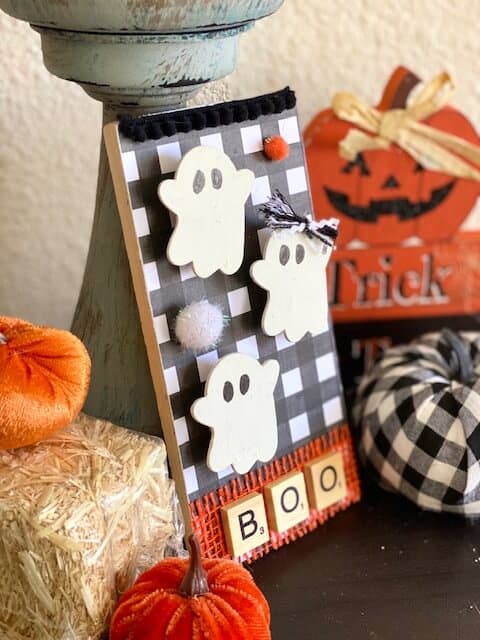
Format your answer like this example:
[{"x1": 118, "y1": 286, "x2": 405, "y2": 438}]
[{"x1": 175, "y1": 300, "x2": 226, "y2": 352}]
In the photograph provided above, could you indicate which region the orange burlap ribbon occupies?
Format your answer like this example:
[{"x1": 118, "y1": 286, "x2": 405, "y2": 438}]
[{"x1": 332, "y1": 72, "x2": 480, "y2": 181}]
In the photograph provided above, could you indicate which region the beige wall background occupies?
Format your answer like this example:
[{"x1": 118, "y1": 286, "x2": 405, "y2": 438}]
[{"x1": 1, "y1": 0, "x2": 480, "y2": 328}]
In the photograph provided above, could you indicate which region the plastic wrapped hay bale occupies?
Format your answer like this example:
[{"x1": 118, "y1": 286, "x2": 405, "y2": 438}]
[{"x1": 0, "y1": 413, "x2": 181, "y2": 640}]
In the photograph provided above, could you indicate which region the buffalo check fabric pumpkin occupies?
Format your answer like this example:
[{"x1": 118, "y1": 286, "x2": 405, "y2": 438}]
[{"x1": 354, "y1": 331, "x2": 480, "y2": 515}]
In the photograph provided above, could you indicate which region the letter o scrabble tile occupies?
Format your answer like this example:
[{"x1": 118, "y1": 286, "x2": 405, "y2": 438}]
[
  {"x1": 304, "y1": 451, "x2": 347, "y2": 511},
  {"x1": 221, "y1": 492, "x2": 269, "y2": 557},
  {"x1": 265, "y1": 471, "x2": 309, "y2": 534}
]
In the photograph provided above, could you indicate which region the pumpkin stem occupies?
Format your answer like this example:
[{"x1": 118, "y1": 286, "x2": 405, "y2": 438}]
[
  {"x1": 377, "y1": 66, "x2": 421, "y2": 111},
  {"x1": 179, "y1": 534, "x2": 209, "y2": 597},
  {"x1": 441, "y1": 328, "x2": 476, "y2": 384},
  {"x1": 0, "y1": 333, "x2": 7, "y2": 345}
]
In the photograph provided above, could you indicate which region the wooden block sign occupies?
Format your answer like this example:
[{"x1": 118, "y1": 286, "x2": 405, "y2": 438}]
[
  {"x1": 104, "y1": 87, "x2": 360, "y2": 560},
  {"x1": 305, "y1": 66, "x2": 480, "y2": 395}
]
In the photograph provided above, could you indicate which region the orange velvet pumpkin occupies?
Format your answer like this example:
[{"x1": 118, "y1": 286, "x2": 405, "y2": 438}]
[
  {"x1": 305, "y1": 67, "x2": 480, "y2": 247},
  {"x1": 0, "y1": 316, "x2": 91, "y2": 449},
  {"x1": 109, "y1": 534, "x2": 271, "y2": 640}
]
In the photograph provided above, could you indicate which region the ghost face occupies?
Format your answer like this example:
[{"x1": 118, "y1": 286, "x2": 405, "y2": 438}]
[
  {"x1": 191, "y1": 352, "x2": 280, "y2": 474},
  {"x1": 251, "y1": 232, "x2": 333, "y2": 342},
  {"x1": 158, "y1": 146, "x2": 254, "y2": 278}
]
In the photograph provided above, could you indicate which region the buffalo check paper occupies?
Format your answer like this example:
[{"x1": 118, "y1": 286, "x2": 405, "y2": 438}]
[{"x1": 109, "y1": 91, "x2": 346, "y2": 502}]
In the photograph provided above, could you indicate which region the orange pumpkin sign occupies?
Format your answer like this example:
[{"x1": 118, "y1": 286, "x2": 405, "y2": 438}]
[
  {"x1": 305, "y1": 67, "x2": 480, "y2": 247},
  {"x1": 0, "y1": 316, "x2": 91, "y2": 449},
  {"x1": 110, "y1": 534, "x2": 271, "y2": 640}
]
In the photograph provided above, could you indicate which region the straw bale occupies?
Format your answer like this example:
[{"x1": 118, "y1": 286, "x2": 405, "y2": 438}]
[{"x1": 0, "y1": 414, "x2": 178, "y2": 640}]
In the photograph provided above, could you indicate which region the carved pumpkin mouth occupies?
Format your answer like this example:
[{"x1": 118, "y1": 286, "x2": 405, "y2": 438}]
[{"x1": 324, "y1": 180, "x2": 455, "y2": 222}]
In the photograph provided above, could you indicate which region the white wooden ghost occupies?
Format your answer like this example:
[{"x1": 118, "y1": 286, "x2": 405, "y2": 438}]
[
  {"x1": 250, "y1": 231, "x2": 334, "y2": 342},
  {"x1": 191, "y1": 352, "x2": 280, "y2": 474},
  {"x1": 158, "y1": 146, "x2": 254, "y2": 278}
]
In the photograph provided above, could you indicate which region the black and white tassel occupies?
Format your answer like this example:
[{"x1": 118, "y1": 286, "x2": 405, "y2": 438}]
[{"x1": 258, "y1": 190, "x2": 339, "y2": 247}]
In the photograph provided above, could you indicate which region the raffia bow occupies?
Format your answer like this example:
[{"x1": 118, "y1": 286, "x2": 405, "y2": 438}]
[{"x1": 332, "y1": 72, "x2": 480, "y2": 181}]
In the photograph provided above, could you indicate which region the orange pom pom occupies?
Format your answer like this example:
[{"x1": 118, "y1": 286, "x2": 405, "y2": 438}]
[
  {"x1": 0, "y1": 316, "x2": 91, "y2": 449},
  {"x1": 263, "y1": 136, "x2": 289, "y2": 161}
]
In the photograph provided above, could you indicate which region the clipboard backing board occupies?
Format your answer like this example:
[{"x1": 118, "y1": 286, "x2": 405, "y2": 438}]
[{"x1": 104, "y1": 89, "x2": 361, "y2": 561}]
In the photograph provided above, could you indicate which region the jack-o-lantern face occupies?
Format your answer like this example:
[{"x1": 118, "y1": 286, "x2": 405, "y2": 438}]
[{"x1": 305, "y1": 69, "x2": 480, "y2": 248}]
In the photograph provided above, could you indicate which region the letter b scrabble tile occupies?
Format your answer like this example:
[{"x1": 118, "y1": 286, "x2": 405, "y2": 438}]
[
  {"x1": 265, "y1": 471, "x2": 309, "y2": 533},
  {"x1": 304, "y1": 451, "x2": 347, "y2": 511},
  {"x1": 221, "y1": 492, "x2": 269, "y2": 557}
]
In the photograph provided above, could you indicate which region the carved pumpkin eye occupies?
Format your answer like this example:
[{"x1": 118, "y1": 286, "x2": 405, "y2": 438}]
[
  {"x1": 279, "y1": 245, "x2": 290, "y2": 265},
  {"x1": 223, "y1": 381, "x2": 234, "y2": 402},
  {"x1": 295, "y1": 244, "x2": 305, "y2": 264},
  {"x1": 415, "y1": 162, "x2": 425, "y2": 172},
  {"x1": 341, "y1": 153, "x2": 370, "y2": 176},
  {"x1": 193, "y1": 170, "x2": 205, "y2": 194},
  {"x1": 211, "y1": 168, "x2": 223, "y2": 189},
  {"x1": 239, "y1": 374, "x2": 250, "y2": 395}
]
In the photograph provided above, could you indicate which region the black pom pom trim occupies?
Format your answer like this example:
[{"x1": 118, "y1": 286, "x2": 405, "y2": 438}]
[
  {"x1": 273, "y1": 94, "x2": 286, "y2": 113},
  {"x1": 261, "y1": 98, "x2": 275, "y2": 116},
  {"x1": 162, "y1": 119, "x2": 177, "y2": 137},
  {"x1": 192, "y1": 111, "x2": 207, "y2": 130},
  {"x1": 177, "y1": 115, "x2": 193, "y2": 134},
  {"x1": 285, "y1": 91, "x2": 296, "y2": 110},
  {"x1": 132, "y1": 125, "x2": 146, "y2": 142},
  {"x1": 118, "y1": 87, "x2": 296, "y2": 141},
  {"x1": 233, "y1": 103, "x2": 249, "y2": 122},
  {"x1": 145, "y1": 122, "x2": 162, "y2": 139},
  {"x1": 206, "y1": 110, "x2": 220, "y2": 127},
  {"x1": 220, "y1": 105, "x2": 234, "y2": 125},
  {"x1": 248, "y1": 101, "x2": 262, "y2": 120}
]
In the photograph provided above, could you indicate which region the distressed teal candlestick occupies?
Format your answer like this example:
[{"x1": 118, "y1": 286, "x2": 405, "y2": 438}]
[{"x1": 0, "y1": 0, "x2": 284, "y2": 433}]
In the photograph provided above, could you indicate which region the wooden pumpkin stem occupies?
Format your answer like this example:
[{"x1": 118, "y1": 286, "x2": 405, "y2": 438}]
[
  {"x1": 0, "y1": 333, "x2": 7, "y2": 345},
  {"x1": 441, "y1": 328, "x2": 476, "y2": 384},
  {"x1": 179, "y1": 534, "x2": 209, "y2": 597},
  {"x1": 377, "y1": 66, "x2": 421, "y2": 111}
]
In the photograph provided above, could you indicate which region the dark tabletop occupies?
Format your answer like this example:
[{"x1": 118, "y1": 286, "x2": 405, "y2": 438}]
[{"x1": 252, "y1": 482, "x2": 480, "y2": 640}]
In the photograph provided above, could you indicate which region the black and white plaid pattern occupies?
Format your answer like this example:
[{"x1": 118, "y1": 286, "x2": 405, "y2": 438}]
[
  {"x1": 118, "y1": 103, "x2": 345, "y2": 502},
  {"x1": 354, "y1": 331, "x2": 480, "y2": 515}
]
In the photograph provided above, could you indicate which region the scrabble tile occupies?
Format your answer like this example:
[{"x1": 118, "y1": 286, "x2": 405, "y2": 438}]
[
  {"x1": 221, "y1": 492, "x2": 269, "y2": 557},
  {"x1": 264, "y1": 471, "x2": 309, "y2": 534},
  {"x1": 304, "y1": 451, "x2": 347, "y2": 511}
]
